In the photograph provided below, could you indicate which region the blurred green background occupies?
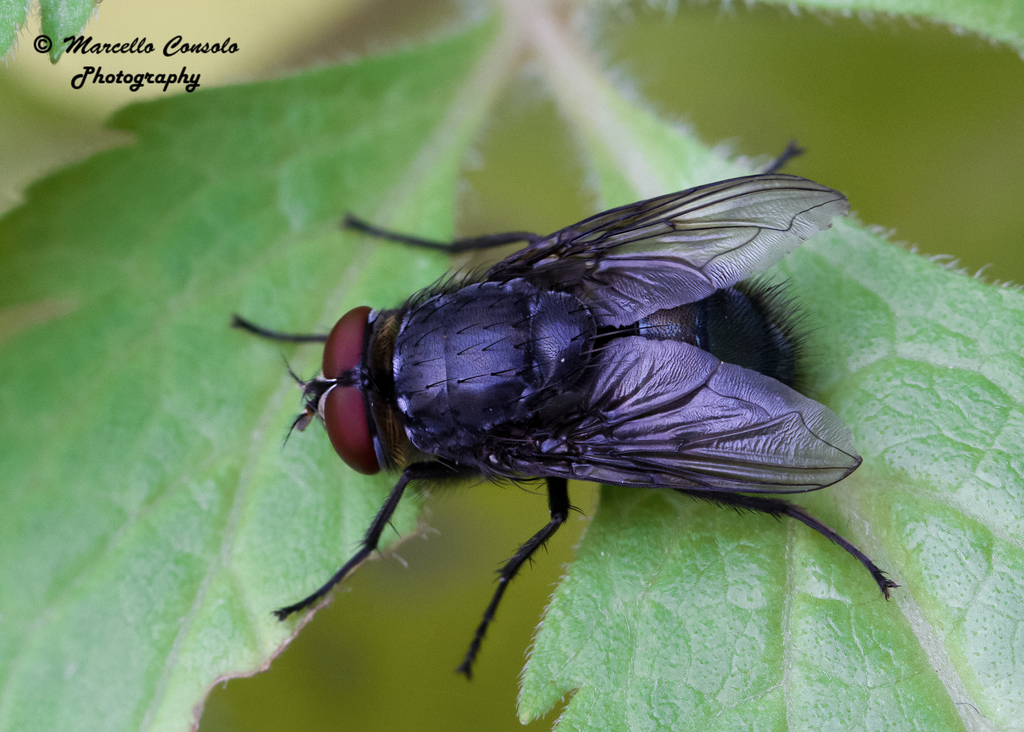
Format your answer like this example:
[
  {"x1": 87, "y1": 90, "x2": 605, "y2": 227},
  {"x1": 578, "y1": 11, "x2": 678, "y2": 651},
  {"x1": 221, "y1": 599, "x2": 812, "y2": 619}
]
[{"x1": 2, "y1": 0, "x2": 1021, "y2": 730}]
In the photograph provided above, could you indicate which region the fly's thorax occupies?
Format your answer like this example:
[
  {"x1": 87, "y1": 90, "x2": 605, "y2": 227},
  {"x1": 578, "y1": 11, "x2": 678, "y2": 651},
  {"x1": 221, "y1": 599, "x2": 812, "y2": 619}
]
[{"x1": 391, "y1": 279, "x2": 596, "y2": 458}]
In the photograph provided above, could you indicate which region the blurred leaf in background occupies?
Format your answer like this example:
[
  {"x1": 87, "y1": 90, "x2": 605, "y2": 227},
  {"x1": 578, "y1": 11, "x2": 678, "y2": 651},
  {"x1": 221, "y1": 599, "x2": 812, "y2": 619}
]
[{"x1": 0, "y1": 1, "x2": 1022, "y2": 731}]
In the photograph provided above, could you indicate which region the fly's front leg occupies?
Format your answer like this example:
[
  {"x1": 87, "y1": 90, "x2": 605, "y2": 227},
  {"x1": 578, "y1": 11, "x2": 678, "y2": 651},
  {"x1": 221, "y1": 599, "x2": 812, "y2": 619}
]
[
  {"x1": 274, "y1": 462, "x2": 456, "y2": 620},
  {"x1": 344, "y1": 213, "x2": 542, "y2": 252},
  {"x1": 457, "y1": 477, "x2": 571, "y2": 679},
  {"x1": 676, "y1": 489, "x2": 898, "y2": 599},
  {"x1": 231, "y1": 314, "x2": 328, "y2": 343}
]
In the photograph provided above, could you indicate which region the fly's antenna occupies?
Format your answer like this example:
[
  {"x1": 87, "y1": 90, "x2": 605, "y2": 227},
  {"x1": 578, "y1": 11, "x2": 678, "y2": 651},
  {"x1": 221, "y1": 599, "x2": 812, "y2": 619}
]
[
  {"x1": 284, "y1": 408, "x2": 316, "y2": 446},
  {"x1": 279, "y1": 356, "x2": 317, "y2": 446},
  {"x1": 282, "y1": 356, "x2": 307, "y2": 388}
]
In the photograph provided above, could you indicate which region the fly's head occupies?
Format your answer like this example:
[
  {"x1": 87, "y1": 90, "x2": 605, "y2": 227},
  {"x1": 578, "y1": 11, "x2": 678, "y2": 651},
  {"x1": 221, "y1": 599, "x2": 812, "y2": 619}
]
[
  {"x1": 289, "y1": 305, "x2": 381, "y2": 475},
  {"x1": 289, "y1": 305, "x2": 416, "y2": 476}
]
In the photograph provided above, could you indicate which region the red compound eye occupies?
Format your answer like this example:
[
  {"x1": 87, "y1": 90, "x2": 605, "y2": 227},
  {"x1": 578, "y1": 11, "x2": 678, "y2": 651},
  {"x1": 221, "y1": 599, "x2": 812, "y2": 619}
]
[
  {"x1": 323, "y1": 306, "x2": 372, "y2": 379},
  {"x1": 324, "y1": 384, "x2": 379, "y2": 475},
  {"x1": 322, "y1": 306, "x2": 379, "y2": 475}
]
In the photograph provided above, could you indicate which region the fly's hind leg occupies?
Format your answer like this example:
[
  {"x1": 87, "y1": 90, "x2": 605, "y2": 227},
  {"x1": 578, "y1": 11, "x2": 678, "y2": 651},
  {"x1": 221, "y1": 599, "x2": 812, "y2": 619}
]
[
  {"x1": 676, "y1": 489, "x2": 898, "y2": 598},
  {"x1": 761, "y1": 140, "x2": 806, "y2": 174},
  {"x1": 343, "y1": 213, "x2": 543, "y2": 253},
  {"x1": 457, "y1": 477, "x2": 571, "y2": 679}
]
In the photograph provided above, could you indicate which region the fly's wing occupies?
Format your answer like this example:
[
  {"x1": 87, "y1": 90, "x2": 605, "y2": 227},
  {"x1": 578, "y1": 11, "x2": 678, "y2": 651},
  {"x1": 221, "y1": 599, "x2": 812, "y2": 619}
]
[
  {"x1": 488, "y1": 174, "x2": 849, "y2": 326},
  {"x1": 502, "y1": 338, "x2": 861, "y2": 493}
]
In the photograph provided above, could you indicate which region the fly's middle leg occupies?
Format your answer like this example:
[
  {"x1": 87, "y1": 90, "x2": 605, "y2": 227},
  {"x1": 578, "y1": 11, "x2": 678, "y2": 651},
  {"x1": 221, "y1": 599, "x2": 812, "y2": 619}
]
[
  {"x1": 456, "y1": 476, "x2": 571, "y2": 679},
  {"x1": 343, "y1": 213, "x2": 542, "y2": 252}
]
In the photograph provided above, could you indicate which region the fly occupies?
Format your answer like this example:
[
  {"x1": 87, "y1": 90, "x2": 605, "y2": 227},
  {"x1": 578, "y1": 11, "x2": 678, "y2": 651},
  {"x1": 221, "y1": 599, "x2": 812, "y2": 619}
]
[{"x1": 233, "y1": 165, "x2": 897, "y2": 678}]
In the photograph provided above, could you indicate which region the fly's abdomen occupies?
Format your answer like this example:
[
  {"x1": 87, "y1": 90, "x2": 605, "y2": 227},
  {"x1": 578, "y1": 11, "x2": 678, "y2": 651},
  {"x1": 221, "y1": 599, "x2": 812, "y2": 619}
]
[
  {"x1": 638, "y1": 282, "x2": 801, "y2": 388},
  {"x1": 393, "y1": 280, "x2": 594, "y2": 454}
]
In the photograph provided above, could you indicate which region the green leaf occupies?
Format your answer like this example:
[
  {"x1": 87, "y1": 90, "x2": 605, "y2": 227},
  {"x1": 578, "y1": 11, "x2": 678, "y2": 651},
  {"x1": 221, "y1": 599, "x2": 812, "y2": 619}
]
[
  {"x1": 634, "y1": 0, "x2": 1024, "y2": 54},
  {"x1": 517, "y1": 13, "x2": 1024, "y2": 729},
  {"x1": 0, "y1": 0, "x2": 30, "y2": 61},
  {"x1": 38, "y1": 0, "x2": 96, "y2": 61},
  {"x1": 0, "y1": 0, "x2": 96, "y2": 61},
  {"x1": 0, "y1": 20, "x2": 507, "y2": 732},
  {"x1": 769, "y1": 0, "x2": 1024, "y2": 55}
]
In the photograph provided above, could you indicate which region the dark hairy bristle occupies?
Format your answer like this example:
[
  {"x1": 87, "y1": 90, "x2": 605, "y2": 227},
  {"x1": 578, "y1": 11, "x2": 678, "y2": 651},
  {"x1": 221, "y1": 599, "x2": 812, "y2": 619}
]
[
  {"x1": 401, "y1": 266, "x2": 491, "y2": 311},
  {"x1": 742, "y1": 279, "x2": 809, "y2": 390},
  {"x1": 718, "y1": 279, "x2": 808, "y2": 390}
]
